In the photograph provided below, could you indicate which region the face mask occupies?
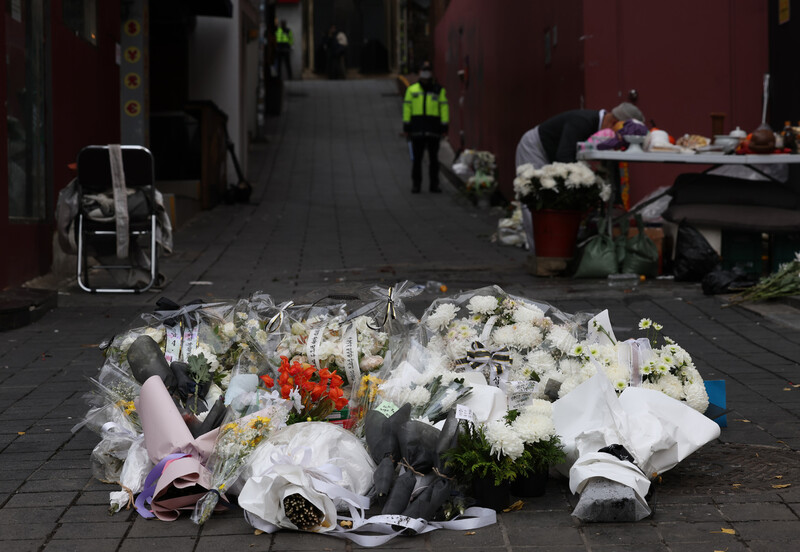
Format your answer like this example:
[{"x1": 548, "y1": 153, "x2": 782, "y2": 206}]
[{"x1": 419, "y1": 70, "x2": 432, "y2": 79}]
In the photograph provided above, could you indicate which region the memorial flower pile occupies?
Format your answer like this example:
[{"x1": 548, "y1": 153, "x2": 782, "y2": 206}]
[{"x1": 76, "y1": 282, "x2": 720, "y2": 543}]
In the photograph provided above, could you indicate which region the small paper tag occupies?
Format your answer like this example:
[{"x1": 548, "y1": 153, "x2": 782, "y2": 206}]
[
  {"x1": 455, "y1": 404, "x2": 474, "y2": 422},
  {"x1": 506, "y1": 380, "x2": 535, "y2": 410},
  {"x1": 164, "y1": 325, "x2": 181, "y2": 363},
  {"x1": 374, "y1": 401, "x2": 399, "y2": 418}
]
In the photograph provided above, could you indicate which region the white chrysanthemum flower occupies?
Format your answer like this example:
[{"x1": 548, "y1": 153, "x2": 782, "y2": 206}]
[
  {"x1": 194, "y1": 343, "x2": 220, "y2": 372},
  {"x1": 290, "y1": 322, "x2": 306, "y2": 335},
  {"x1": 316, "y1": 341, "x2": 339, "y2": 362},
  {"x1": 526, "y1": 350, "x2": 557, "y2": 375},
  {"x1": 144, "y1": 327, "x2": 165, "y2": 344},
  {"x1": 491, "y1": 325, "x2": 517, "y2": 347},
  {"x1": 684, "y1": 381, "x2": 709, "y2": 413},
  {"x1": 407, "y1": 386, "x2": 431, "y2": 407},
  {"x1": 518, "y1": 163, "x2": 536, "y2": 180},
  {"x1": 540, "y1": 176, "x2": 558, "y2": 190},
  {"x1": 638, "y1": 318, "x2": 652, "y2": 330},
  {"x1": 254, "y1": 330, "x2": 268, "y2": 346},
  {"x1": 558, "y1": 376, "x2": 582, "y2": 398},
  {"x1": 119, "y1": 334, "x2": 137, "y2": 353},
  {"x1": 513, "y1": 323, "x2": 544, "y2": 349},
  {"x1": 657, "y1": 373, "x2": 684, "y2": 401},
  {"x1": 570, "y1": 343, "x2": 586, "y2": 357},
  {"x1": 236, "y1": 312, "x2": 248, "y2": 321},
  {"x1": 599, "y1": 183, "x2": 612, "y2": 202},
  {"x1": 513, "y1": 304, "x2": 545, "y2": 324},
  {"x1": 467, "y1": 295, "x2": 499, "y2": 316},
  {"x1": 514, "y1": 413, "x2": 556, "y2": 443},
  {"x1": 546, "y1": 325, "x2": 578, "y2": 353},
  {"x1": 246, "y1": 318, "x2": 260, "y2": 330},
  {"x1": 653, "y1": 322, "x2": 663, "y2": 331},
  {"x1": 558, "y1": 357, "x2": 584, "y2": 378},
  {"x1": 221, "y1": 322, "x2": 237, "y2": 339},
  {"x1": 484, "y1": 420, "x2": 525, "y2": 461}
]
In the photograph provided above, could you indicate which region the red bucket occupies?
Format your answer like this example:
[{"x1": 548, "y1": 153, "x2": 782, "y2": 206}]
[{"x1": 532, "y1": 209, "x2": 584, "y2": 258}]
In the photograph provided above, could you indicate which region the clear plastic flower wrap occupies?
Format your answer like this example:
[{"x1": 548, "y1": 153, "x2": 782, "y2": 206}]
[
  {"x1": 419, "y1": 285, "x2": 593, "y2": 407},
  {"x1": 552, "y1": 311, "x2": 710, "y2": 412},
  {"x1": 191, "y1": 394, "x2": 291, "y2": 525}
]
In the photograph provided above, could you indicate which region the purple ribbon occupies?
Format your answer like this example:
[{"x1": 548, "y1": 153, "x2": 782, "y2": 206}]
[{"x1": 134, "y1": 453, "x2": 190, "y2": 519}]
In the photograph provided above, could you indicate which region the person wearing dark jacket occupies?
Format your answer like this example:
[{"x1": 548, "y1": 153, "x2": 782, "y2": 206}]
[
  {"x1": 403, "y1": 62, "x2": 449, "y2": 193},
  {"x1": 515, "y1": 102, "x2": 644, "y2": 168}
]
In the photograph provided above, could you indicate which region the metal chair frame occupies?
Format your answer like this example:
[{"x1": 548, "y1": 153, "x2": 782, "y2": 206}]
[{"x1": 75, "y1": 145, "x2": 158, "y2": 293}]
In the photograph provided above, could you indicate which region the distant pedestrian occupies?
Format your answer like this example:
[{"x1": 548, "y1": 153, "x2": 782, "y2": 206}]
[
  {"x1": 323, "y1": 25, "x2": 347, "y2": 79},
  {"x1": 275, "y1": 19, "x2": 293, "y2": 80},
  {"x1": 515, "y1": 102, "x2": 644, "y2": 169},
  {"x1": 403, "y1": 61, "x2": 449, "y2": 193}
]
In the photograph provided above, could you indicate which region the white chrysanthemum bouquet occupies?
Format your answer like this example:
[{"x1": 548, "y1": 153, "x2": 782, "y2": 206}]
[
  {"x1": 513, "y1": 161, "x2": 610, "y2": 211},
  {"x1": 421, "y1": 285, "x2": 586, "y2": 402}
]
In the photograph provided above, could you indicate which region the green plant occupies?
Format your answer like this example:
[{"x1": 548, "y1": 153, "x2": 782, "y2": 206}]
[
  {"x1": 443, "y1": 422, "x2": 518, "y2": 486},
  {"x1": 187, "y1": 353, "x2": 212, "y2": 414}
]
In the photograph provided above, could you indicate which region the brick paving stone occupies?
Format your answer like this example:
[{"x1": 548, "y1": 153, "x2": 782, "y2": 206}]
[
  {"x1": 0, "y1": 521, "x2": 58, "y2": 540},
  {"x1": 656, "y1": 520, "x2": 741, "y2": 544},
  {"x1": 2, "y1": 540, "x2": 45, "y2": 552},
  {"x1": 4, "y1": 490, "x2": 78, "y2": 508},
  {"x1": 649, "y1": 502, "x2": 723, "y2": 523},
  {"x1": 272, "y1": 531, "x2": 349, "y2": 550},
  {"x1": 118, "y1": 536, "x2": 197, "y2": 552},
  {"x1": 50, "y1": 520, "x2": 130, "y2": 539},
  {"x1": 194, "y1": 534, "x2": 273, "y2": 552},
  {"x1": 43, "y1": 538, "x2": 123, "y2": 551},
  {"x1": 720, "y1": 501, "x2": 799, "y2": 522},
  {"x1": 126, "y1": 517, "x2": 199, "y2": 538},
  {"x1": 427, "y1": 522, "x2": 506, "y2": 547},
  {"x1": 731, "y1": 519, "x2": 800, "y2": 540},
  {"x1": 58, "y1": 504, "x2": 135, "y2": 523},
  {"x1": 505, "y1": 523, "x2": 584, "y2": 547},
  {"x1": 582, "y1": 523, "x2": 661, "y2": 546}
]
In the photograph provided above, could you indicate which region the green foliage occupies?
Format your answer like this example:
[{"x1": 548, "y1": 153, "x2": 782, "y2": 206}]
[
  {"x1": 187, "y1": 353, "x2": 212, "y2": 414},
  {"x1": 443, "y1": 420, "x2": 566, "y2": 487},
  {"x1": 442, "y1": 422, "x2": 521, "y2": 486},
  {"x1": 524, "y1": 436, "x2": 566, "y2": 474},
  {"x1": 187, "y1": 353, "x2": 212, "y2": 384}
]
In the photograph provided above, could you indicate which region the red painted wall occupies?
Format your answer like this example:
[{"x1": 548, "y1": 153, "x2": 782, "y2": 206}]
[
  {"x1": 435, "y1": 0, "x2": 768, "y2": 206},
  {"x1": 1, "y1": 1, "x2": 120, "y2": 289}
]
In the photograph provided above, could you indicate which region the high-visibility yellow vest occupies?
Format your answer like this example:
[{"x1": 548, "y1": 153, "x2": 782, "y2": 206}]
[
  {"x1": 276, "y1": 27, "x2": 293, "y2": 46},
  {"x1": 403, "y1": 82, "x2": 449, "y2": 128}
]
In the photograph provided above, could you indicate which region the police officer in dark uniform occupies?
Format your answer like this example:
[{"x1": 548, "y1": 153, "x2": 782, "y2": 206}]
[{"x1": 403, "y1": 62, "x2": 449, "y2": 193}]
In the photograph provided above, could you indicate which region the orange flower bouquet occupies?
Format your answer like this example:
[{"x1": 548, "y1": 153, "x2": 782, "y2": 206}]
[{"x1": 261, "y1": 356, "x2": 349, "y2": 425}]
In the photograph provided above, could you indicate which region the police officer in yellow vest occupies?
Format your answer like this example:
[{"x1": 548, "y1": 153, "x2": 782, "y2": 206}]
[
  {"x1": 403, "y1": 61, "x2": 449, "y2": 193},
  {"x1": 275, "y1": 20, "x2": 293, "y2": 80}
]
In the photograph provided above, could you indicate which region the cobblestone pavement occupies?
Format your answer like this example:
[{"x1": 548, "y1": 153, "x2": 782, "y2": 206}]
[{"x1": 1, "y1": 79, "x2": 799, "y2": 551}]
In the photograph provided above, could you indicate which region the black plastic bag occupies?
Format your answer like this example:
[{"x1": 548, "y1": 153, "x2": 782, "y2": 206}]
[
  {"x1": 701, "y1": 267, "x2": 756, "y2": 295},
  {"x1": 673, "y1": 224, "x2": 720, "y2": 282}
]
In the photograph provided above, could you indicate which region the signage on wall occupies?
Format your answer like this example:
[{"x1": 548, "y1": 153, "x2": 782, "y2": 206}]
[
  {"x1": 120, "y1": 2, "x2": 148, "y2": 145},
  {"x1": 779, "y1": 0, "x2": 790, "y2": 24}
]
